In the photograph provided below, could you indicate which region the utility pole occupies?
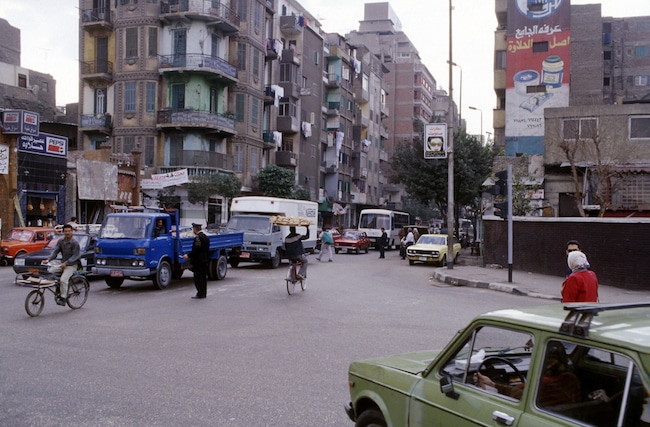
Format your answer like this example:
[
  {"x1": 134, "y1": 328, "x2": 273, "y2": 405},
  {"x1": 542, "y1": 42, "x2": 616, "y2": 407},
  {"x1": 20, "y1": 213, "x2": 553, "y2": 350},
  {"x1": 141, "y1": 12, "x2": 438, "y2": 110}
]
[{"x1": 446, "y1": 0, "x2": 455, "y2": 269}]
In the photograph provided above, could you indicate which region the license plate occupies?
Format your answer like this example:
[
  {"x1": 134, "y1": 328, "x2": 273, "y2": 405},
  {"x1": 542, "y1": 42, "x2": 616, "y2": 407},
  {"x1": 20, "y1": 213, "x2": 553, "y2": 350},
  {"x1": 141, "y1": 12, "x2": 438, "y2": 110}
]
[
  {"x1": 240, "y1": 252, "x2": 250, "y2": 259},
  {"x1": 28, "y1": 268, "x2": 40, "y2": 274},
  {"x1": 419, "y1": 256, "x2": 428, "y2": 261},
  {"x1": 110, "y1": 270, "x2": 124, "y2": 277}
]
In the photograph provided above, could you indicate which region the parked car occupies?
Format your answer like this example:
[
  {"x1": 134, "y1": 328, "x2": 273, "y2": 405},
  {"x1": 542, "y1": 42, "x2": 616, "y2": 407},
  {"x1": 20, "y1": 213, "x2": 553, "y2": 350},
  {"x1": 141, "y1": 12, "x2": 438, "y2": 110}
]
[
  {"x1": 345, "y1": 302, "x2": 650, "y2": 427},
  {"x1": 406, "y1": 233, "x2": 461, "y2": 266},
  {"x1": 1, "y1": 227, "x2": 58, "y2": 266},
  {"x1": 334, "y1": 230, "x2": 371, "y2": 254},
  {"x1": 13, "y1": 232, "x2": 97, "y2": 276}
]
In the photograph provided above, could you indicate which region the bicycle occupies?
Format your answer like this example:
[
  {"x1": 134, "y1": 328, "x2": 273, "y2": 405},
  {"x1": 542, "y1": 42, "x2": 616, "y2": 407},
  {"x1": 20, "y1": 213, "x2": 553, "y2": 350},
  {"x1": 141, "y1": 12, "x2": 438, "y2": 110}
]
[
  {"x1": 286, "y1": 258, "x2": 306, "y2": 295},
  {"x1": 16, "y1": 262, "x2": 90, "y2": 317}
]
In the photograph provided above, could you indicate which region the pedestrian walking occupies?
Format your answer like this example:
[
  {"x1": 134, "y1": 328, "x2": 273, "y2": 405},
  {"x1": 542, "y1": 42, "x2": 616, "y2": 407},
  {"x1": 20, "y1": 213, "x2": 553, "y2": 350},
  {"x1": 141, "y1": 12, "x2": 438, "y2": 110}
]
[
  {"x1": 316, "y1": 228, "x2": 334, "y2": 262},
  {"x1": 378, "y1": 227, "x2": 388, "y2": 258},
  {"x1": 401, "y1": 228, "x2": 415, "y2": 260},
  {"x1": 564, "y1": 239, "x2": 581, "y2": 277},
  {"x1": 561, "y1": 250, "x2": 599, "y2": 303},
  {"x1": 183, "y1": 223, "x2": 210, "y2": 299}
]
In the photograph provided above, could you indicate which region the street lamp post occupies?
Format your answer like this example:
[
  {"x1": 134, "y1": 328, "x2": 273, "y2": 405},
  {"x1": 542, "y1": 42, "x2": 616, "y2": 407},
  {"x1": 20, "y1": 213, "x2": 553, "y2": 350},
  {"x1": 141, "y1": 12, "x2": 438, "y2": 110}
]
[
  {"x1": 447, "y1": 61, "x2": 462, "y2": 126},
  {"x1": 469, "y1": 106, "x2": 483, "y2": 144},
  {"x1": 447, "y1": 0, "x2": 455, "y2": 270}
]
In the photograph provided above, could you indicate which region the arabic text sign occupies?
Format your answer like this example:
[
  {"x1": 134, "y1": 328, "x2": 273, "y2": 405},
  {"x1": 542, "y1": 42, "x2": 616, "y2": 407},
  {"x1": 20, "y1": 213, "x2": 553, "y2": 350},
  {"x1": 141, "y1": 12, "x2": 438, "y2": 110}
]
[
  {"x1": 0, "y1": 144, "x2": 8, "y2": 174},
  {"x1": 1, "y1": 110, "x2": 40, "y2": 136},
  {"x1": 18, "y1": 132, "x2": 68, "y2": 158},
  {"x1": 141, "y1": 169, "x2": 189, "y2": 190},
  {"x1": 424, "y1": 123, "x2": 447, "y2": 159}
]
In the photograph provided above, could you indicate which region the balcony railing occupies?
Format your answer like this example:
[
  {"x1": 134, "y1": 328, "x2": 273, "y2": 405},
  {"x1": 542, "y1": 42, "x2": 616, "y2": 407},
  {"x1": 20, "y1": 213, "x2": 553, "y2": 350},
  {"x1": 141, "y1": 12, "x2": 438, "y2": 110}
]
[
  {"x1": 167, "y1": 150, "x2": 233, "y2": 170},
  {"x1": 159, "y1": 54, "x2": 237, "y2": 81},
  {"x1": 81, "y1": 60, "x2": 113, "y2": 76},
  {"x1": 275, "y1": 150, "x2": 297, "y2": 167},
  {"x1": 81, "y1": 7, "x2": 112, "y2": 27},
  {"x1": 157, "y1": 109, "x2": 236, "y2": 134},
  {"x1": 160, "y1": 0, "x2": 240, "y2": 32},
  {"x1": 80, "y1": 114, "x2": 112, "y2": 131}
]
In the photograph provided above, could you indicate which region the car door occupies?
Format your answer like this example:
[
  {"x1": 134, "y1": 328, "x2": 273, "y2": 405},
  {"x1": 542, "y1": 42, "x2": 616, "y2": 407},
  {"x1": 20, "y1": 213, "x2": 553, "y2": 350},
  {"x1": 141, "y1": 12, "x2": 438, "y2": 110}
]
[{"x1": 409, "y1": 324, "x2": 534, "y2": 426}]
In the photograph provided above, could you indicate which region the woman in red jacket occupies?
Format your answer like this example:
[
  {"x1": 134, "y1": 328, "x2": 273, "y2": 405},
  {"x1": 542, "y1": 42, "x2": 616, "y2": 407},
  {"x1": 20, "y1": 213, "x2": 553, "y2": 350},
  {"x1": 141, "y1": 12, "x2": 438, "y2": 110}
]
[{"x1": 562, "y1": 250, "x2": 599, "y2": 303}]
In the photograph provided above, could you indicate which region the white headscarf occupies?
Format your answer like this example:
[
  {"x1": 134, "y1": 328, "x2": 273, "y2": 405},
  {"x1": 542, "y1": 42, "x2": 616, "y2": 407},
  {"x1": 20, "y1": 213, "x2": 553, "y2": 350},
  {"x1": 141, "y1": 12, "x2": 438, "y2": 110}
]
[{"x1": 567, "y1": 250, "x2": 590, "y2": 272}]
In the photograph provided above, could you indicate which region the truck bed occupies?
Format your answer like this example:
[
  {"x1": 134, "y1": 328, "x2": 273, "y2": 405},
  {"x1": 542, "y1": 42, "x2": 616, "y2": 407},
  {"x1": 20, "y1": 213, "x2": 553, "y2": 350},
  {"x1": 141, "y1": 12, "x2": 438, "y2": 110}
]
[{"x1": 179, "y1": 231, "x2": 243, "y2": 256}]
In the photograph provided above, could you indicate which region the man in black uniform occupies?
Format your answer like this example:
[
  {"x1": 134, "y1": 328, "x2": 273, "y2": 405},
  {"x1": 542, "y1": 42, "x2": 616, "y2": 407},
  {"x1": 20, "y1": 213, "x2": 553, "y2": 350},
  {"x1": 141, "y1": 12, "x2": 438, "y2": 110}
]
[
  {"x1": 378, "y1": 227, "x2": 388, "y2": 259},
  {"x1": 183, "y1": 223, "x2": 210, "y2": 299}
]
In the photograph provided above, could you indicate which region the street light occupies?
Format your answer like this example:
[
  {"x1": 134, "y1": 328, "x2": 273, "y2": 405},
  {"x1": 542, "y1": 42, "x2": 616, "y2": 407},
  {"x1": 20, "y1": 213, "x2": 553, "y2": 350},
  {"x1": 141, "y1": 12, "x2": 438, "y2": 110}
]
[
  {"x1": 469, "y1": 106, "x2": 483, "y2": 144},
  {"x1": 447, "y1": 60, "x2": 462, "y2": 125}
]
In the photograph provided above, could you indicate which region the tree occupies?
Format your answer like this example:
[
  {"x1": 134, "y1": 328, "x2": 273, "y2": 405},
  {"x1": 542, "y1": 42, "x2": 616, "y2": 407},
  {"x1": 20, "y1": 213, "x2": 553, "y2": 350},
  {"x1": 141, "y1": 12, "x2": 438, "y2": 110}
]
[
  {"x1": 292, "y1": 188, "x2": 311, "y2": 200},
  {"x1": 256, "y1": 165, "x2": 295, "y2": 198},
  {"x1": 392, "y1": 130, "x2": 493, "y2": 224},
  {"x1": 187, "y1": 173, "x2": 242, "y2": 222}
]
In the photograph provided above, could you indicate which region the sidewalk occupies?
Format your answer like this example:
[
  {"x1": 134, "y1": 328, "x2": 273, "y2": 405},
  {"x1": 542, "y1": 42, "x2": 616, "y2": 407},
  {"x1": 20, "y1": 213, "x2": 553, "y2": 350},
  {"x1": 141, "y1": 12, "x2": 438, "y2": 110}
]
[{"x1": 432, "y1": 262, "x2": 650, "y2": 304}]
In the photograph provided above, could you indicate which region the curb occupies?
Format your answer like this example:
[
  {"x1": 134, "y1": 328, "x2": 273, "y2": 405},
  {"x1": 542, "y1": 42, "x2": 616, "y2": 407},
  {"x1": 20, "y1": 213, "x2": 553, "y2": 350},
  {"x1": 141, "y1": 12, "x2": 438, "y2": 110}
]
[{"x1": 432, "y1": 269, "x2": 561, "y2": 301}]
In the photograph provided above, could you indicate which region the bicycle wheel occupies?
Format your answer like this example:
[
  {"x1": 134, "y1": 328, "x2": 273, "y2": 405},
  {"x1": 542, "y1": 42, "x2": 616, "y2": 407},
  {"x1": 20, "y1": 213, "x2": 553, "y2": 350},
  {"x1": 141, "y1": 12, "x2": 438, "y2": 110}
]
[
  {"x1": 25, "y1": 290, "x2": 44, "y2": 317},
  {"x1": 67, "y1": 276, "x2": 89, "y2": 309},
  {"x1": 286, "y1": 278, "x2": 296, "y2": 295}
]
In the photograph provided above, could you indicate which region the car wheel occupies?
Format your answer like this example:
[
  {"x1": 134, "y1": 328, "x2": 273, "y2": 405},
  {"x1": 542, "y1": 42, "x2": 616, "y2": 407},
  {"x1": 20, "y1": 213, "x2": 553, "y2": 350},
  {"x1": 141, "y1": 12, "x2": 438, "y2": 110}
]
[
  {"x1": 356, "y1": 247, "x2": 360, "y2": 254},
  {"x1": 105, "y1": 277, "x2": 124, "y2": 289},
  {"x1": 440, "y1": 254, "x2": 447, "y2": 266},
  {"x1": 356, "y1": 409, "x2": 387, "y2": 427},
  {"x1": 454, "y1": 251, "x2": 459, "y2": 263},
  {"x1": 269, "y1": 250, "x2": 281, "y2": 269}
]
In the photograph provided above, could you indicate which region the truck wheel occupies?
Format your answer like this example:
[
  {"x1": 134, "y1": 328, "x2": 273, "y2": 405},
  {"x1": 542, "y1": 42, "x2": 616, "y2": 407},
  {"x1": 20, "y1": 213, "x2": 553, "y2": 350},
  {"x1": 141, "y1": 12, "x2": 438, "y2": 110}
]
[
  {"x1": 212, "y1": 255, "x2": 228, "y2": 280},
  {"x1": 105, "y1": 277, "x2": 124, "y2": 288},
  {"x1": 269, "y1": 250, "x2": 281, "y2": 269},
  {"x1": 152, "y1": 260, "x2": 172, "y2": 290},
  {"x1": 229, "y1": 257, "x2": 240, "y2": 268}
]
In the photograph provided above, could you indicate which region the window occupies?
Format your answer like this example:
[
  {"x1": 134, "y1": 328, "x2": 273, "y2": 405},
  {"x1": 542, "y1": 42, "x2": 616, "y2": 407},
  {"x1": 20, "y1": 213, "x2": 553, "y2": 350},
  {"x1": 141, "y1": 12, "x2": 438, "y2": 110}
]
[
  {"x1": 123, "y1": 136, "x2": 134, "y2": 154},
  {"x1": 279, "y1": 98, "x2": 296, "y2": 117},
  {"x1": 314, "y1": 51, "x2": 319, "y2": 65},
  {"x1": 237, "y1": 0, "x2": 247, "y2": 19},
  {"x1": 125, "y1": 27, "x2": 138, "y2": 58},
  {"x1": 280, "y1": 63, "x2": 297, "y2": 82},
  {"x1": 253, "y1": 2, "x2": 261, "y2": 28},
  {"x1": 235, "y1": 93, "x2": 245, "y2": 122},
  {"x1": 148, "y1": 27, "x2": 157, "y2": 57},
  {"x1": 237, "y1": 43, "x2": 247, "y2": 71},
  {"x1": 144, "y1": 136, "x2": 154, "y2": 166},
  {"x1": 170, "y1": 135, "x2": 183, "y2": 166},
  {"x1": 603, "y1": 50, "x2": 612, "y2": 60},
  {"x1": 95, "y1": 88, "x2": 107, "y2": 115},
  {"x1": 634, "y1": 75, "x2": 650, "y2": 86},
  {"x1": 630, "y1": 116, "x2": 650, "y2": 139},
  {"x1": 440, "y1": 325, "x2": 534, "y2": 402},
  {"x1": 171, "y1": 84, "x2": 185, "y2": 110},
  {"x1": 495, "y1": 50, "x2": 507, "y2": 69},
  {"x1": 124, "y1": 82, "x2": 136, "y2": 112},
  {"x1": 604, "y1": 77, "x2": 610, "y2": 87},
  {"x1": 563, "y1": 118, "x2": 598, "y2": 140},
  {"x1": 251, "y1": 99, "x2": 259, "y2": 127},
  {"x1": 234, "y1": 144, "x2": 243, "y2": 172},
  {"x1": 211, "y1": 33, "x2": 220, "y2": 58},
  {"x1": 146, "y1": 82, "x2": 156, "y2": 112},
  {"x1": 18, "y1": 74, "x2": 27, "y2": 88},
  {"x1": 533, "y1": 41, "x2": 548, "y2": 53},
  {"x1": 250, "y1": 147, "x2": 259, "y2": 175},
  {"x1": 252, "y1": 50, "x2": 260, "y2": 77},
  {"x1": 634, "y1": 45, "x2": 649, "y2": 57}
]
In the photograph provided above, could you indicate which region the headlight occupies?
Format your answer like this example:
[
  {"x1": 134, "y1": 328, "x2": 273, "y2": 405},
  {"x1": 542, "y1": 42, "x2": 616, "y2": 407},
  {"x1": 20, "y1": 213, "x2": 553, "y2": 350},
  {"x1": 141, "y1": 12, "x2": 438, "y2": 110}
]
[{"x1": 14, "y1": 259, "x2": 25, "y2": 266}]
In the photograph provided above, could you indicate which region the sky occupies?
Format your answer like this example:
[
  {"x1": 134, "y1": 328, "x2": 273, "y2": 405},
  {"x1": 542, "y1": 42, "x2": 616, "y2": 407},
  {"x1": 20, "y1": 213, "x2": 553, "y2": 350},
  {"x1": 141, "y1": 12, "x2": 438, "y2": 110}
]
[{"x1": 1, "y1": 0, "x2": 649, "y2": 139}]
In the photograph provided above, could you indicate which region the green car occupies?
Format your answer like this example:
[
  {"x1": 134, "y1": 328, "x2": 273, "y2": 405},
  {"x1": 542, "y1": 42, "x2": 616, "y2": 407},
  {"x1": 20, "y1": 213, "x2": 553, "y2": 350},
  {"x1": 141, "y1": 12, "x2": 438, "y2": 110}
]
[{"x1": 345, "y1": 303, "x2": 650, "y2": 427}]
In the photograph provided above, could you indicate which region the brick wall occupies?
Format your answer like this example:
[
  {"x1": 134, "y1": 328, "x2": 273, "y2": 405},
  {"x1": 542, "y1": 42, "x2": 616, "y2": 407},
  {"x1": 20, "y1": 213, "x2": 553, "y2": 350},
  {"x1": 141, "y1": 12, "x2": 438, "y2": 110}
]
[{"x1": 483, "y1": 217, "x2": 650, "y2": 290}]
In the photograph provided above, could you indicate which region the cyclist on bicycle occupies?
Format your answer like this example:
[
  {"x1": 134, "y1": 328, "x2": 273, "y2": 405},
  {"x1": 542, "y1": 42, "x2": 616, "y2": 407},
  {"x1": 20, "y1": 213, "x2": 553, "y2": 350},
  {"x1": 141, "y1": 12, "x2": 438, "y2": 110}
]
[
  {"x1": 42, "y1": 223, "x2": 81, "y2": 306},
  {"x1": 285, "y1": 226, "x2": 309, "y2": 280}
]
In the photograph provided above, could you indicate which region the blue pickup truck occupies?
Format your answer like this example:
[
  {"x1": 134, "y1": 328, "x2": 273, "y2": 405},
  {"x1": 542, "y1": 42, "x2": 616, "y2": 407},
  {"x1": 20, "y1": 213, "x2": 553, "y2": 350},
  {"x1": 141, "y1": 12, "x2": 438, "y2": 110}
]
[{"x1": 92, "y1": 212, "x2": 243, "y2": 290}]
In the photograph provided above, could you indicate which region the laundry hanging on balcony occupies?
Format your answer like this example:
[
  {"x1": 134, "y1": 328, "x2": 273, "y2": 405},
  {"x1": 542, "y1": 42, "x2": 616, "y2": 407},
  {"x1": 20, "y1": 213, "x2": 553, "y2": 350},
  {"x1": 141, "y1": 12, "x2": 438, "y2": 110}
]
[
  {"x1": 273, "y1": 131, "x2": 283, "y2": 149},
  {"x1": 301, "y1": 122, "x2": 312, "y2": 139}
]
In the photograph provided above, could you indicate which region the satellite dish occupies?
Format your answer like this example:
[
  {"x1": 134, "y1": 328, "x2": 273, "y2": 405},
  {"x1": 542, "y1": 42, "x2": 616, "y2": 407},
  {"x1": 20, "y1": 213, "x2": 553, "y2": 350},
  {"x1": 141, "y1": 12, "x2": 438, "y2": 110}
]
[{"x1": 29, "y1": 85, "x2": 40, "y2": 95}]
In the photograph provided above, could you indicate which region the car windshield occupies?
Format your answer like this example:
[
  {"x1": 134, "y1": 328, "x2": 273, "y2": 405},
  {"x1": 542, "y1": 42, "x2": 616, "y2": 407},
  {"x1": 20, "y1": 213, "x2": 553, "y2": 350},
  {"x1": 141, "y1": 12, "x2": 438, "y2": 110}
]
[
  {"x1": 44, "y1": 235, "x2": 63, "y2": 248},
  {"x1": 418, "y1": 235, "x2": 446, "y2": 245},
  {"x1": 226, "y1": 216, "x2": 272, "y2": 233},
  {"x1": 99, "y1": 217, "x2": 150, "y2": 239},
  {"x1": 44, "y1": 234, "x2": 89, "y2": 249},
  {"x1": 342, "y1": 231, "x2": 359, "y2": 239},
  {"x1": 4, "y1": 229, "x2": 35, "y2": 242}
]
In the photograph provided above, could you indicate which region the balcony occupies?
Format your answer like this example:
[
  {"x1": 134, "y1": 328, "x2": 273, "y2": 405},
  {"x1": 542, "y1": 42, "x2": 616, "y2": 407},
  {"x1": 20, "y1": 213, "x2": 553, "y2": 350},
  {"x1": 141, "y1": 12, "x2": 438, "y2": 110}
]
[
  {"x1": 157, "y1": 109, "x2": 236, "y2": 135},
  {"x1": 280, "y1": 48, "x2": 300, "y2": 66},
  {"x1": 80, "y1": 114, "x2": 112, "y2": 134},
  {"x1": 353, "y1": 167, "x2": 368, "y2": 180},
  {"x1": 494, "y1": 69, "x2": 506, "y2": 90},
  {"x1": 354, "y1": 83, "x2": 369, "y2": 104},
  {"x1": 275, "y1": 150, "x2": 297, "y2": 167},
  {"x1": 326, "y1": 102, "x2": 341, "y2": 116},
  {"x1": 264, "y1": 85, "x2": 276, "y2": 105},
  {"x1": 81, "y1": 60, "x2": 113, "y2": 86},
  {"x1": 379, "y1": 150, "x2": 388, "y2": 162},
  {"x1": 280, "y1": 15, "x2": 303, "y2": 35},
  {"x1": 265, "y1": 38, "x2": 282, "y2": 61},
  {"x1": 262, "y1": 131, "x2": 277, "y2": 149},
  {"x1": 81, "y1": 7, "x2": 112, "y2": 32},
  {"x1": 278, "y1": 81, "x2": 299, "y2": 98},
  {"x1": 493, "y1": 108, "x2": 506, "y2": 129},
  {"x1": 276, "y1": 115, "x2": 299, "y2": 133},
  {"x1": 165, "y1": 150, "x2": 234, "y2": 170},
  {"x1": 380, "y1": 125, "x2": 389, "y2": 139},
  {"x1": 160, "y1": 0, "x2": 240, "y2": 33},
  {"x1": 380, "y1": 102, "x2": 389, "y2": 118},
  {"x1": 159, "y1": 54, "x2": 238, "y2": 83},
  {"x1": 327, "y1": 45, "x2": 350, "y2": 61},
  {"x1": 326, "y1": 73, "x2": 340, "y2": 88}
]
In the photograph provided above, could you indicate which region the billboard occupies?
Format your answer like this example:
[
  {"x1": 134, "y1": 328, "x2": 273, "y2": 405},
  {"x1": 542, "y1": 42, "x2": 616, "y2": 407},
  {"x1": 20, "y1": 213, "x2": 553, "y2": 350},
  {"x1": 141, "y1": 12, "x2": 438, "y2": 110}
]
[
  {"x1": 1, "y1": 110, "x2": 39, "y2": 136},
  {"x1": 505, "y1": 0, "x2": 571, "y2": 156},
  {"x1": 18, "y1": 132, "x2": 68, "y2": 158},
  {"x1": 424, "y1": 123, "x2": 448, "y2": 159}
]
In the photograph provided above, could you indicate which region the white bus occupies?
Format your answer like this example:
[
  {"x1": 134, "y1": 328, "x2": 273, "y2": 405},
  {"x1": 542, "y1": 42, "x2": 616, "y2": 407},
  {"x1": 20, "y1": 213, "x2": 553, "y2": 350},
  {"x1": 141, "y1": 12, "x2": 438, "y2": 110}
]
[{"x1": 358, "y1": 209, "x2": 410, "y2": 249}]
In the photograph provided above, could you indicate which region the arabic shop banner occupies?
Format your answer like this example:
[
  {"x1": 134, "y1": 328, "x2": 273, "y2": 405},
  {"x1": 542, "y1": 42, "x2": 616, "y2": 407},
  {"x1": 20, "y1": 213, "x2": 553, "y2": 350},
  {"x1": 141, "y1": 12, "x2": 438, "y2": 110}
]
[
  {"x1": 424, "y1": 123, "x2": 448, "y2": 159},
  {"x1": 505, "y1": 0, "x2": 571, "y2": 155},
  {"x1": 1, "y1": 110, "x2": 39, "y2": 136},
  {"x1": 0, "y1": 144, "x2": 8, "y2": 174},
  {"x1": 18, "y1": 132, "x2": 68, "y2": 158},
  {"x1": 141, "y1": 168, "x2": 189, "y2": 190}
]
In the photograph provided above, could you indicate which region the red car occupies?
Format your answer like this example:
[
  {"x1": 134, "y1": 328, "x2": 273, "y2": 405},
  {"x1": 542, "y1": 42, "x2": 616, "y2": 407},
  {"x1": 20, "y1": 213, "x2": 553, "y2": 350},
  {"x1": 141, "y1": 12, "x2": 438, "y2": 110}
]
[{"x1": 334, "y1": 230, "x2": 371, "y2": 254}]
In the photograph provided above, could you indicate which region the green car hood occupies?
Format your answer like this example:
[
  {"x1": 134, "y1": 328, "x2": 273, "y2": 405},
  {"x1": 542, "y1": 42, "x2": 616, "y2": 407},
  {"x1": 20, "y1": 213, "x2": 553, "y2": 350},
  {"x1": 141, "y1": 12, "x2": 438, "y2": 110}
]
[{"x1": 351, "y1": 350, "x2": 442, "y2": 377}]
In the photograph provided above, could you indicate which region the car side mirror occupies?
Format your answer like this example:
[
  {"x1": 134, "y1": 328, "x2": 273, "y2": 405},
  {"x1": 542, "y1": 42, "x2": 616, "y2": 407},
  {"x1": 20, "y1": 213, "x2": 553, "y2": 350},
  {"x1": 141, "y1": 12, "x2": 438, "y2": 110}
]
[{"x1": 440, "y1": 375, "x2": 459, "y2": 400}]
